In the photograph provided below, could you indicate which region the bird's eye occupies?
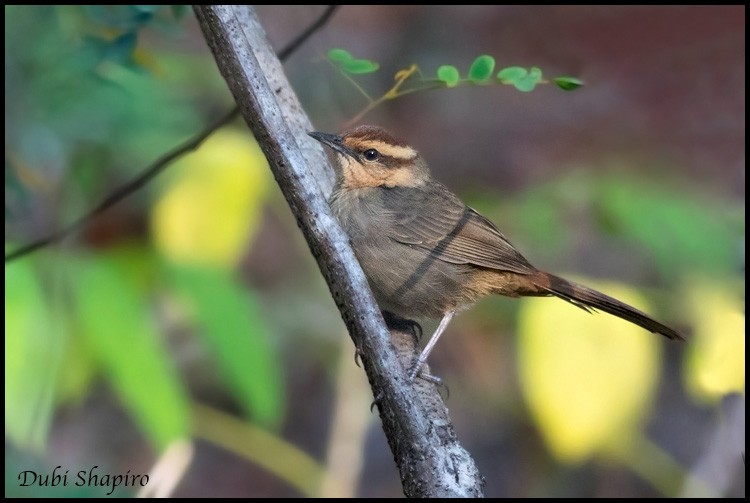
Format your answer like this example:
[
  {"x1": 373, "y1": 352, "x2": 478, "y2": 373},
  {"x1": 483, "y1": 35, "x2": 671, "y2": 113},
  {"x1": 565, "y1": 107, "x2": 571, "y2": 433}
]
[{"x1": 363, "y1": 149, "x2": 379, "y2": 161}]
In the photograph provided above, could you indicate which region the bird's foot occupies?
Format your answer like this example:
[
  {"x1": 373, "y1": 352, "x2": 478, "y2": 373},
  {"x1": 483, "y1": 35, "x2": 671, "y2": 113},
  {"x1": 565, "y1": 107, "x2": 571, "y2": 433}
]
[
  {"x1": 382, "y1": 311, "x2": 423, "y2": 344},
  {"x1": 408, "y1": 359, "x2": 450, "y2": 399}
]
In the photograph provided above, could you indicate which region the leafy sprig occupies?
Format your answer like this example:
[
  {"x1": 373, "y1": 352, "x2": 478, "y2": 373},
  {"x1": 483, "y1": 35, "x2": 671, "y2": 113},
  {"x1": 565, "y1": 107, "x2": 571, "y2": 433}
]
[{"x1": 327, "y1": 50, "x2": 583, "y2": 126}]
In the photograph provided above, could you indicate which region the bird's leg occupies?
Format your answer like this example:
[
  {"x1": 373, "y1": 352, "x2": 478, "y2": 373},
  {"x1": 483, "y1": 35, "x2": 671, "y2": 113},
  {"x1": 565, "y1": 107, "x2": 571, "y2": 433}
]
[{"x1": 408, "y1": 310, "x2": 455, "y2": 381}]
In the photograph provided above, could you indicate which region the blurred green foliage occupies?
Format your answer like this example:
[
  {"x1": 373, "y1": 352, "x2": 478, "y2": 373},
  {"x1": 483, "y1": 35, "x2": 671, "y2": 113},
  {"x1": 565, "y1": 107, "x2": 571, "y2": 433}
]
[
  {"x1": 595, "y1": 178, "x2": 741, "y2": 280},
  {"x1": 5, "y1": 5, "x2": 197, "y2": 167},
  {"x1": 5, "y1": 259, "x2": 60, "y2": 451},
  {"x1": 470, "y1": 170, "x2": 743, "y2": 282},
  {"x1": 72, "y1": 250, "x2": 191, "y2": 448},
  {"x1": 5, "y1": 4, "x2": 287, "y2": 475},
  {"x1": 168, "y1": 265, "x2": 283, "y2": 427}
]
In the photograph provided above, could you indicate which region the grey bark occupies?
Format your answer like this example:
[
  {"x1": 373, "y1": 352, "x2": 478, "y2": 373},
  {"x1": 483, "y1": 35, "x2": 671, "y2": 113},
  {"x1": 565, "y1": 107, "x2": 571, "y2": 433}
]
[{"x1": 193, "y1": 5, "x2": 484, "y2": 497}]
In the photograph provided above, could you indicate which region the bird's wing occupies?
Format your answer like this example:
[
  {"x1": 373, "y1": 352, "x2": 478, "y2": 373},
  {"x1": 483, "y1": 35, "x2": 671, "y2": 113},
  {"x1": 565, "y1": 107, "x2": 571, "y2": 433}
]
[{"x1": 386, "y1": 183, "x2": 536, "y2": 275}]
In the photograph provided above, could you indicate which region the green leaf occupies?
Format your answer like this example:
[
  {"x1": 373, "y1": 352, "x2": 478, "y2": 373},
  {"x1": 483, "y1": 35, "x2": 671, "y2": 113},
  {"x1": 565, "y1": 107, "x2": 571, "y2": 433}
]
[
  {"x1": 341, "y1": 58, "x2": 379, "y2": 74},
  {"x1": 327, "y1": 48, "x2": 353, "y2": 63},
  {"x1": 514, "y1": 66, "x2": 543, "y2": 92},
  {"x1": 5, "y1": 260, "x2": 60, "y2": 451},
  {"x1": 72, "y1": 252, "x2": 190, "y2": 449},
  {"x1": 468, "y1": 55, "x2": 496, "y2": 83},
  {"x1": 554, "y1": 76, "x2": 584, "y2": 91},
  {"x1": 597, "y1": 177, "x2": 740, "y2": 279},
  {"x1": 169, "y1": 266, "x2": 284, "y2": 428},
  {"x1": 437, "y1": 65, "x2": 461, "y2": 87},
  {"x1": 327, "y1": 48, "x2": 379, "y2": 74},
  {"x1": 498, "y1": 66, "x2": 544, "y2": 92},
  {"x1": 513, "y1": 78, "x2": 537, "y2": 92},
  {"x1": 497, "y1": 66, "x2": 528, "y2": 82}
]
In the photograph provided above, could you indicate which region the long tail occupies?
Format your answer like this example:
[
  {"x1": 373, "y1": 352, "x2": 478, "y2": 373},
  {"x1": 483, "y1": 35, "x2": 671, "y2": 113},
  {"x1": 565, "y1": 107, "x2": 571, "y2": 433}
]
[{"x1": 532, "y1": 272, "x2": 683, "y2": 341}]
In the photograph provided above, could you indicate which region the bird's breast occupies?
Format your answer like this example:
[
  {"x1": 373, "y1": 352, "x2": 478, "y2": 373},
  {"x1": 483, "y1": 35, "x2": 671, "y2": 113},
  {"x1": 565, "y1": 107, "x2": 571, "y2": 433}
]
[{"x1": 329, "y1": 187, "x2": 481, "y2": 319}]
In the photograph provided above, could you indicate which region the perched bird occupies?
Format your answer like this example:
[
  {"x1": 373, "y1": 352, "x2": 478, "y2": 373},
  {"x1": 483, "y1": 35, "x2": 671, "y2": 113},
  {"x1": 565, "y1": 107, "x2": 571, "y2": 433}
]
[{"x1": 309, "y1": 125, "x2": 682, "y2": 380}]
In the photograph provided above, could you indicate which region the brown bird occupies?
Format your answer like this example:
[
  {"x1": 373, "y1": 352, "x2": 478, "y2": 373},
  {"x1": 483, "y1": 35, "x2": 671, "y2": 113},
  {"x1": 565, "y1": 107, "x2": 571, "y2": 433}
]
[{"x1": 309, "y1": 125, "x2": 682, "y2": 380}]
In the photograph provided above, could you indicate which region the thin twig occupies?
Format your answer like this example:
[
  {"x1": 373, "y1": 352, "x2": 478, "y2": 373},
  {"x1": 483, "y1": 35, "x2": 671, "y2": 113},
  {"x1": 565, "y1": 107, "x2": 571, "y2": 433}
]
[
  {"x1": 5, "y1": 108, "x2": 238, "y2": 262},
  {"x1": 5, "y1": 6, "x2": 339, "y2": 264},
  {"x1": 277, "y1": 6, "x2": 338, "y2": 61}
]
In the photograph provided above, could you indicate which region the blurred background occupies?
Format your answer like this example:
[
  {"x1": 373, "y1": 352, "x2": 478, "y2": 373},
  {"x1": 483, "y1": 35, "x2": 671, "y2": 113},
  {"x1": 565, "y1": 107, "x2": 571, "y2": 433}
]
[{"x1": 5, "y1": 5, "x2": 744, "y2": 497}]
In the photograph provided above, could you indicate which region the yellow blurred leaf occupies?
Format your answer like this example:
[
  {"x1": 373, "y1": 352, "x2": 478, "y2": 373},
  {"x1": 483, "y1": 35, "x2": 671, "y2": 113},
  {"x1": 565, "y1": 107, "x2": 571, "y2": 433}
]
[
  {"x1": 518, "y1": 279, "x2": 661, "y2": 463},
  {"x1": 683, "y1": 279, "x2": 744, "y2": 401},
  {"x1": 152, "y1": 129, "x2": 270, "y2": 268}
]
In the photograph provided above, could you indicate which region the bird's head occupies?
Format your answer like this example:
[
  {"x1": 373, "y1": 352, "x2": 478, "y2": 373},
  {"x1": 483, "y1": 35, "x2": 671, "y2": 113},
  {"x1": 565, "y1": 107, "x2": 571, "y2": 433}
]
[{"x1": 309, "y1": 125, "x2": 430, "y2": 189}]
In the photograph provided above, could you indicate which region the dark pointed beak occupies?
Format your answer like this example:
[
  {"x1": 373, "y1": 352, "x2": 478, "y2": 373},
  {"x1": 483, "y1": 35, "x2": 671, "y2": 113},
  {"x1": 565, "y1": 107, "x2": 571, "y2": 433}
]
[{"x1": 308, "y1": 131, "x2": 356, "y2": 158}]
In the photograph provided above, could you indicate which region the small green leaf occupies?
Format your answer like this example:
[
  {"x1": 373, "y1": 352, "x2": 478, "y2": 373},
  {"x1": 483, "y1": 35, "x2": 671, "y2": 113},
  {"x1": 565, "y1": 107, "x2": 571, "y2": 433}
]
[
  {"x1": 513, "y1": 66, "x2": 543, "y2": 92},
  {"x1": 554, "y1": 76, "x2": 584, "y2": 91},
  {"x1": 498, "y1": 65, "x2": 543, "y2": 91},
  {"x1": 514, "y1": 80, "x2": 536, "y2": 92},
  {"x1": 437, "y1": 65, "x2": 461, "y2": 87},
  {"x1": 327, "y1": 48, "x2": 379, "y2": 74},
  {"x1": 497, "y1": 66, "x2": 528, "y2": 82},
  {"x1": 342, "y1": 58, "x2": 379, "y2": 74},
  {"x1": 327, "y1": 48, "x2": 353, "y2": 63},
  {"x1": 468, "y1": 55, "x2": 496, "y2": 83}
]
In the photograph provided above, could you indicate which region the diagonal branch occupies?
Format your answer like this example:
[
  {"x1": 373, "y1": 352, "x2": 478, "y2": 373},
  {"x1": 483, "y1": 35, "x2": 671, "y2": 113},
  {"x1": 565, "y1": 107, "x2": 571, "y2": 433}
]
[
  {"x1": 5, "y1": 6, "x2": 339, "y2": 264},
  {"x1": 193, "y1": 5, "x2": 483, "y2": 497}
]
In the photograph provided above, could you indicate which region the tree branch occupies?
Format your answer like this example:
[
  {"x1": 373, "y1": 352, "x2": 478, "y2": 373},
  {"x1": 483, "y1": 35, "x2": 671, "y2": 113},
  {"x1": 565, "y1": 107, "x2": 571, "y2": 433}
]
[
  {"x1": 193, "y1": 5, "x2": 483, "y2": 497},
  {"x1": 4, "y1": 6, "x2": 339, "y2": 264}
]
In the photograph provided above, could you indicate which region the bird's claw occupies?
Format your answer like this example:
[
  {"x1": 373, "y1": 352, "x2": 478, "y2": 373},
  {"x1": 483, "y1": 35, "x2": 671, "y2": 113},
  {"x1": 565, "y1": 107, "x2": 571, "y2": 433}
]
[
  {"x1": 353, "y1": 346, "x2": 363, "y2": 368},
  {"x1": 382, "y1": 311, "x2": 423, "y2": 344}
]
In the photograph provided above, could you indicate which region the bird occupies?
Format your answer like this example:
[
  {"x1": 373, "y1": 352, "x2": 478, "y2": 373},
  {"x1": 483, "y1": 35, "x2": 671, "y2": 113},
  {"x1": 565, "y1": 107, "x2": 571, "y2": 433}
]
[{"x1": 308, "y1": 125, "x2": 682, "y2": 380}]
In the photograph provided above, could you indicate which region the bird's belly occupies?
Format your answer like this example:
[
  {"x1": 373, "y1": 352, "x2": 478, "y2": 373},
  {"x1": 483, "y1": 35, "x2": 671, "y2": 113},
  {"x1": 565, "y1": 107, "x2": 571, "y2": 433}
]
[
  {"x1": 353, "y1": 236, "x2": 480, "y2": 319},
  {"x1": 331, "y1": 187, "x2": 488, "y2": 319}
]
